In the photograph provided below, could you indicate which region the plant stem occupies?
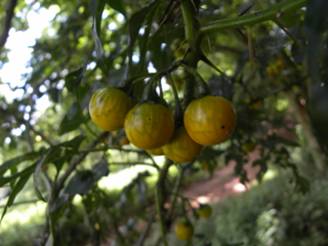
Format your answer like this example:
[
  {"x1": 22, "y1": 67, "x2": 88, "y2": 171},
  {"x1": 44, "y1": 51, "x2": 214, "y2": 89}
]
[
  {"x1": 201, "y1": 0, "x2": 307, "y2": 33},
  {"x1": 180, "y1": 0, "x2": 198, "y2": 47},
  {"x1": 168, "y1": 167, "x2": 185, "y2": 219},
  {"x1": 180, "y1": 0, "x2": 200, "y2": 107},
  {"x1": 155, "y1": 160, "x2": 172, "y2": 246}
]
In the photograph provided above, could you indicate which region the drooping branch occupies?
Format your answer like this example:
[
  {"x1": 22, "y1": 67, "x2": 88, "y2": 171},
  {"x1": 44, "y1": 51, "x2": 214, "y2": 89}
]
[
  {"x1": 201, "y1": 0, "x2": 307, "y2": 33},
  {"x1": 0, "y1": 0, "x2": 18, "y2": 51}
]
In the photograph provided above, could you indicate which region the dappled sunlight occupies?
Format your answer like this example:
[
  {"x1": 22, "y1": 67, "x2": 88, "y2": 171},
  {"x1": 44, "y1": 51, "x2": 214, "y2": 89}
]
[
  {"x1": 98, "y1": 165, "x2": 155, "y2": 191},
  {"x1": 196, "y1": 196, "x2": 210, "y2": 204},
  {"x1": 232, "y1": 182, "x2": 247, "y2": 192},
  {"x1": 0, "y1": 201, "x2": 45, "y2": 232},
  {"x1": 98, "y1": 156, "x2": 166, "y2": 191}
]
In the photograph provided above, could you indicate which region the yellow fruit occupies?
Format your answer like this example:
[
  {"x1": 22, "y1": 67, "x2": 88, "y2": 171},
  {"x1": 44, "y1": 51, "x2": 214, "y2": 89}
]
[
  {"x1": 163, "y1": 127, "x2": 202, "y2": 163},
  {"x1": 174, "y1": 219, "x2": 193, "y2": 241},
  {"x1": 184, "y1": 96, "x2": 236, "y2": 145},
  {"x1": 196, "y1": 204, "x2": 212, "y2": 219},
  {"x1": 147, "y1": 147, "x2": 164, "y2": 156},
  {"x1": 242, "y1": 142, "x2": 256, "y2": 153},
  {"x1": 124, "y1": 103, "x2": 174, "y2": 149},
  {"x1": 89, "y1": 87, "x2": 133, "y2": 131}
]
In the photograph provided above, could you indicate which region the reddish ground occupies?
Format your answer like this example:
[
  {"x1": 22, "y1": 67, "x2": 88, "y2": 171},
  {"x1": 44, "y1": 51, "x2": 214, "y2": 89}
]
[{"x1": 183, "y1": 151, "x2": 260, "y2": 206}]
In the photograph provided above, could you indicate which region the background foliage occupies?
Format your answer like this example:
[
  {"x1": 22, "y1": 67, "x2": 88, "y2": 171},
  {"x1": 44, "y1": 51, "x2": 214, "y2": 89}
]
[{"x1": 0, "y1": 0, "x2": 327, "y2": 245}]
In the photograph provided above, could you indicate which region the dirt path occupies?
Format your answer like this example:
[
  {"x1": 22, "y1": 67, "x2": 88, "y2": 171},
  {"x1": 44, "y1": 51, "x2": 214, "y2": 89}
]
[{"x1": 183, "y1": 151, "x2": 260, "y2": 206}]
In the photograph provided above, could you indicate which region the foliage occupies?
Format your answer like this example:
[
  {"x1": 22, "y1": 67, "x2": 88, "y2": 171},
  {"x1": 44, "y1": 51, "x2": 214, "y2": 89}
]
[
  {"x1": 197, "y1": 174, "x2": 328, "y2": 246},
  {"x1": 0, "y1": 0, "x2": 327, "y2": 245}
]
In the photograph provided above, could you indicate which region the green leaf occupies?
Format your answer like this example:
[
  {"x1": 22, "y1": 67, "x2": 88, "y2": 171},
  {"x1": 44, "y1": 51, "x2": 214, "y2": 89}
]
[
  {"x1": 0, "y1": 151, "x2": 41, "y2": 176},
  {"x1": 0, "y1": 164, "x2": 36, "y2": 187},
  {"x1": 127, "y1": 1, "x2": 160, "y2": 72},
  {"x1": 0, "y1": 166, "x2": 34, "y2": 223},
  {"x1": 59, "y1": 134, "x2": 85, "y2": 150},
  {"x1": 64, "y1": 159, "x2": 109, "y2": 197},
  {"x1": 58, "y1": 102, "x2": 87, "y2": 135},
  {"x1": 106, "y1": 0, "x2": 126, "y2": 17},
  {"x1": 65, "y1": 67, "x2": 85, "y2": 93},
  {"x1": 138, "y1": 1, "x2": 161, "y2": 72},
  {"x1": 33, "y1": 155, "x2": 52, "y2": 202},
  {"x1": 90, "y1": 0, "x2": 105, "y2": 59}
]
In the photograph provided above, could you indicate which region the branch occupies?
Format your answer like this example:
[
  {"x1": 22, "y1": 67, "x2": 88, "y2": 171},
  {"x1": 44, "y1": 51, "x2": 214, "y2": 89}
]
[
  {"x1": 201, "y1": 0, "x2": 307, "y2": 33},
  {"x1": 0, "y1": 0, "x2": 18, "y2": 51},
  {"x1": 155, "y1": 160, "x2": 172, "y2": 246},
  {"x1": 135, "y1": 215, "x2": 155, "y2": 246},
  {"x1": 168, "y1": 167, "x2": 185, "y2": 220},
  {"x1": 109, "y1": 161, "x2": 160, "y2": 170},
  {"x1": 56, "y1": 132, "x2": 109, "y2": 192}
]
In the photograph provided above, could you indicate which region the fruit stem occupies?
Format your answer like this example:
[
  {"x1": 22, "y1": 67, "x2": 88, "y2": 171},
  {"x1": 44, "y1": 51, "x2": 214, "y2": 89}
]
[
  {"x1": 180, "y1": 0, "x2": 199, "y2": 48},
  {"x1": 168, "y1": 74, "x2": 183, "y2": 125}
]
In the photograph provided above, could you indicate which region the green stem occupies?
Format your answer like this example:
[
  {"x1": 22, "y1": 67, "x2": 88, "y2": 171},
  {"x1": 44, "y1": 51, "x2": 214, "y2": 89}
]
[
  {"x1": 168, "y1": 167, "x2": 185, "y2": 219},
  {"x1": 180, "y1": 0, "x2": 198, "y2": 46},
  {"x1": 180, "y1": 0, "x2": 202, "y2": 107},
  {"x1": 155, "y1": 161, "x2": 172, "y2": 246},
  {"x1": 201, "y1": 0, "x2": 307, "y2": 33},
  {"x1": 168, "y1": 74, "x2": 183, "y2": 124}
]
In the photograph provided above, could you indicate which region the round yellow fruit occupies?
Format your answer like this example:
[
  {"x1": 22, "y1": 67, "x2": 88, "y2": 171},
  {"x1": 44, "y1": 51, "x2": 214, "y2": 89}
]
[
  {"x1": 196, "y1": 204, "x2": 212, "y2": 219},
  {"x1": 89, "y1": 87, "x2": 133, "y2": 131},
  {"x1": 184, "y1": 96, "x2": 236, "y2": 145},
  {"x1": 147, "y1": 147, "x2": 164, "y2": 156},
  {"x1": 163, "y1": 127, "x2": 202, "y2": 163},
  {"x1": 174, "y1": 219, "x2": 193, "y2": 241},
  {"x1": 124, "y1": 103, "x2": 174, "y2": 149}
]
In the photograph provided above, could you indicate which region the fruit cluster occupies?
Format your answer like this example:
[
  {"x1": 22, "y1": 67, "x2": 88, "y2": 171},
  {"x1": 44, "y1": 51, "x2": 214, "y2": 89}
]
[{"x1": 89, "y1": 87, "x2": 236, "y2": 163}]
